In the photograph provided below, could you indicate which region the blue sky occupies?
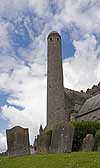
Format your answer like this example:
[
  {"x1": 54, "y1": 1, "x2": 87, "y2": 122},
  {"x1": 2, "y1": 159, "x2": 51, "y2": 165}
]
[
  {"x1": 0, "y1": 0, "x2": 100, "y2": 152},
  {"x1": 0, "y1": 12, "x2": 75, "y2": 132}
]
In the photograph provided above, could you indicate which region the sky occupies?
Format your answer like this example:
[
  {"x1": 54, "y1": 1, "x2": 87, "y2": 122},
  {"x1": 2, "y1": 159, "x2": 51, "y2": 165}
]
[{"x1": 0, "y1": 0, "x2": 100, "y2": 152}]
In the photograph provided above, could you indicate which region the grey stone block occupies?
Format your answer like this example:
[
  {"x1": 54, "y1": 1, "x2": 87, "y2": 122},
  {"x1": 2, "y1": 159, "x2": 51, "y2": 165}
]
[
  {"x1": 50, "y1": 122, "x2": 74, "y2": 153},
  {"x1": 82, "y1": 134, "x2": 95, "y2": 152}
]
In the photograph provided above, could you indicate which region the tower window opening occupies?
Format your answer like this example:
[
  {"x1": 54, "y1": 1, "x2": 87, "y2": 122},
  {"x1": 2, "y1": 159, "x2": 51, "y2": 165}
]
[
  {"x1": 49, "y1": 84, "x2": 51, "y2": 88},
  {"x1": 57, "y1": 38, "x2": 59, "y2": 41},
  {"x1": 50, "y1": 38, "x2": 53, "y2": 41}
]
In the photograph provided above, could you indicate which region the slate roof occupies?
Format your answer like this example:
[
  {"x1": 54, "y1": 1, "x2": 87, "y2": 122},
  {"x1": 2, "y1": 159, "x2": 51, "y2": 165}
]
[{"x1": 78, "y1": 94, "x2": 100, "y2": 117}]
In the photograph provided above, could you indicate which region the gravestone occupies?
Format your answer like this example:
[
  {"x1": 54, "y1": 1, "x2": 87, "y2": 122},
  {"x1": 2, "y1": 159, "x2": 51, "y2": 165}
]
[
  {"x1": 50, "y1": 122, "x2": 74, "y2": 153},
  {"x1": 6, "y1": 126, "x2": 30, "y2": 158},
  {"x1": 82, "y1": 134, "x2": 95, "y2": 152},
  {"x1": 39, "y1": 134, "x2": 51, "y2": 153},
  {"x1": 35, "y1": 132, "x2": 52, "y2": 154}
]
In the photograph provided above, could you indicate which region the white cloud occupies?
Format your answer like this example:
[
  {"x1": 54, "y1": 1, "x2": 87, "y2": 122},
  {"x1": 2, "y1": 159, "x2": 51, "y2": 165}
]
[
  {"x1": 0, "y1": 23, "x2": 12, "y2": 54},
  {"x1": 0, "y1": 0, "x2": 50, "y2": 20},
  {"x1": 0, "y1": 133, "x2": 7, "y2": 153},
  {"x1": 48, "y1": 0, "x2": 100, "y2": 35},
  {"x1": 63, "y1": 34, "x2": 100, "y2": 91},
  {"x1": 0, "y1": 0, "x2": 100, "y2": 153},
  {"x1": 0, "y1": 0, "x2": 28, "y2": 20},
  {"x1": 29, "y1": 0, "x2": 49, "y2": 16},
  {"x1": 0, "y1": 63, "x2": 46, "y2": 146}
]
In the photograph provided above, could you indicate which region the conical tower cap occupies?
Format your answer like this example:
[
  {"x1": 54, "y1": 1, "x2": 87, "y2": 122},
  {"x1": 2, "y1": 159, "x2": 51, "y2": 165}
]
[{"x1": 48, "y1": 31, "x2": 61, "y2": 39}]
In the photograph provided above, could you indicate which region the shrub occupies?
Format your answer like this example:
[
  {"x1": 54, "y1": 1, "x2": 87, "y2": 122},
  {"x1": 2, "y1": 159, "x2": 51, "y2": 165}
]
[
  {"x1": 72, "y1": 121, "x2": 100, "y2": 151},
  {"x1": 95, "y1": 130, "x2": 100, "y2": 150},
  {"x1": 45, "y1": 130, "x2": 52, "y2": 136},
  {"x1": 95, "y1": 130, "x2": 100, "y2": 142}
]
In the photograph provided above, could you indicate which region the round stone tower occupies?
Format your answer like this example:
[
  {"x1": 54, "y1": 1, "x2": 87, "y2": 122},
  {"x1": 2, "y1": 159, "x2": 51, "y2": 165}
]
[{"x1": 47, "y1": 31, "x2": 66, "y2": 127}]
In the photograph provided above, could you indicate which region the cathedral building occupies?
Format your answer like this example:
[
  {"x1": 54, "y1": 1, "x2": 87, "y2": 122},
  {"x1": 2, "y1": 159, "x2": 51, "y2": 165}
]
[
  {"x1": 33, "y1": 31, "x2": 100, "y2": 154},
  {"x1": 47, "y1": 31, "x2": 100, "y2": 126}
]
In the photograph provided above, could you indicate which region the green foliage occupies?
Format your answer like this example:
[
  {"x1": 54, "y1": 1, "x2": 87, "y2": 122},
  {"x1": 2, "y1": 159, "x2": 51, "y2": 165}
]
[
  {"x1": 45, "y1": 129, "x2": 52, "y2": 136},
  {"x1": 95, "y1": 130, "x2": 100, "y2": 149},
  {"x1": 95, "y1": 130, "x2": 100, "y2": 143},
  {"x1": 1, "y1": 152, "x2": 100, "y2": 168},
  {"x1": 72, "y1": 121, "x2": 100, "y2": 151}
]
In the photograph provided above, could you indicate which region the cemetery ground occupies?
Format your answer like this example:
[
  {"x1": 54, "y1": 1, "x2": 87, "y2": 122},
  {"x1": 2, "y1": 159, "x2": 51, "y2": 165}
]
[{"x1": 0, "y1": 152, "x2": 100, "y2": 168}]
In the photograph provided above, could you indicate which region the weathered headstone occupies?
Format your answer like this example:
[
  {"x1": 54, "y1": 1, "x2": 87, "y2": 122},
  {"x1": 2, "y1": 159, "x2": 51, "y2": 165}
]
[
  {"x1": 6, "y1": 126, "x2": 30, "y2": 158},
  {"x1": 50, "y1": 122, "x2": 74, "y2": 153},
  {"x1": 82, "y1": 134, "x2": 95, "y2": 152},
  {"x1": 35, "y1": 132, "x2": 52, "y2": 154}
]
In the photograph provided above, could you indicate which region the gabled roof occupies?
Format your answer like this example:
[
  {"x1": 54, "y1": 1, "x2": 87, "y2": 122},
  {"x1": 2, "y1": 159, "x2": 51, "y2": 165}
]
[{"x1": 78, "y1": 94, "x2": 100, "y2": 117}]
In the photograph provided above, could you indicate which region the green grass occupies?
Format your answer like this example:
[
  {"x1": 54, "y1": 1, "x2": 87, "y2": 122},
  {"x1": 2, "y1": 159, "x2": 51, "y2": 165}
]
[{"x1": 0, "y1": 152, "x2": 100, "y2": 168}]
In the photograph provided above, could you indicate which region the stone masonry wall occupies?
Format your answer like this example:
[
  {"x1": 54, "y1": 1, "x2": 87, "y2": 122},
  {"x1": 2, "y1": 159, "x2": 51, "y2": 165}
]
[{"x1": 47, "y1": 32, "x2": 66, "y2": 127}]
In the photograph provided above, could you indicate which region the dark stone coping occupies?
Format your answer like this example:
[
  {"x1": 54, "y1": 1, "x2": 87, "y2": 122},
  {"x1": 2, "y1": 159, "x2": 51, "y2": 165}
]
[
  {"x1": 6, "y1": 126, "x2": 28, "y2": 132},
  {"x1": 76, "y1": 106, "x2": 100, "y2": 118}
]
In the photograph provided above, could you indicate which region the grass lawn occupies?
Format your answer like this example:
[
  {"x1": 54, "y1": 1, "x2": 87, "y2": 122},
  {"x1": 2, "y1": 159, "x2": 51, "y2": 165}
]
[{"x1": 0, "y1": 152, "x2": 100, "y2": 168}]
